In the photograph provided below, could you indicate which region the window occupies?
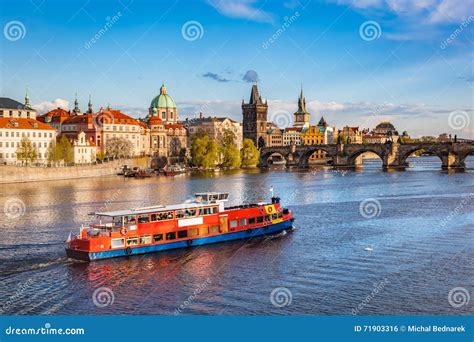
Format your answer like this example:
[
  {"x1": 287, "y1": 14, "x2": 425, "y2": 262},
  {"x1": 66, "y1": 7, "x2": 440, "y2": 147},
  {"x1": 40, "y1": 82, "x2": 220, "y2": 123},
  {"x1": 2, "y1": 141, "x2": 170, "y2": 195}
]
[
  {"x1": 184, "y1": 208, "x2": 196, "y2": 218},
  {"x1": 239, "y1": 218, "x2": 247, "y2": 226},
  {"x1": 175, "y1": 210, "x2": 184, "y2": 219},
  {"x1": 199, "y1": 226, "x2": 209, "y2": 235},
  {"x1": 265, "y1": 215, "x2": 271, "y2": 221},
  {"x1": 210, "y1": 225, "x2": 220, "y2": 234},
  {"x1": 126, "y1": 237, "x2": 139, "y2": 246},
  {"x1": 230, "y1": 220, "x2": 238, "y2": 229},
  {"x1": 111, "y1": 238, "x2": 125, "y2": 249},
  {"x1": 272, "y1": 213, "x2": 278, "y2": 220},
  {"x1": 140, "y1": 235, "x2": 152, "y2": 244},
  {"x1": 189, "y1": 228, "x2": 198, "y2": 237},
  {"x1": 153, "y1": 234, "x2": 163, "y2": 242},
  {"x1": 177, "y1": 230, "x2": 188, "y2": 239},
  {"x1": 249, "y1": 217, "x2": 256, "y2": 225},
  {"x1": 256, "y1": 216, "x2": 264, "y2": 223},
  {"x1": 138, "y1": 214, "x2": 149, "y2": 223},
  {"x1": 166, "y1": 232, "x2": 176, "y2": 240}
]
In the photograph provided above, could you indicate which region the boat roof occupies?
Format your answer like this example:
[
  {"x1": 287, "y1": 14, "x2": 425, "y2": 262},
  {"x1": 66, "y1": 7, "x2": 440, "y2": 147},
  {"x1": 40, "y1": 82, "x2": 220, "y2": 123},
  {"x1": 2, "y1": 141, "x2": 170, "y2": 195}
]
[{"x1": 94, "y1": 192, "x2": 230, "y2": 217}]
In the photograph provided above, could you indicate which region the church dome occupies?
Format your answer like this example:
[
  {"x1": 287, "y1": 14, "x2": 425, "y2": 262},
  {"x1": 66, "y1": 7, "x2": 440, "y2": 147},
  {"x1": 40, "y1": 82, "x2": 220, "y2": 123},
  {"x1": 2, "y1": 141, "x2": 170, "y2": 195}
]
[{"x1": 150, "y1": 84, "x2": 176, "y2": 109}]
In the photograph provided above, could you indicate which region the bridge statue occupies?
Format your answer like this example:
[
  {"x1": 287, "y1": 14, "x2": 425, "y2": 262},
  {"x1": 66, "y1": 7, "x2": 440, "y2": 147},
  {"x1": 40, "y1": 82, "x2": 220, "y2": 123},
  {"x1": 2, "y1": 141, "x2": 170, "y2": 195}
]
[{"x1": 259, "y1": 141, "x2": 474, "y2": 169}]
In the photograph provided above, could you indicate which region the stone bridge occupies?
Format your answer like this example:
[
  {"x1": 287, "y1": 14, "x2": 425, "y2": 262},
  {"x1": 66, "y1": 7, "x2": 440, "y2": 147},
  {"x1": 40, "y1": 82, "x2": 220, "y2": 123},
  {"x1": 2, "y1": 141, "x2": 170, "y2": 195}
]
[{"x1": 260, "y1": 142, "x2": 474, "y2": 169}]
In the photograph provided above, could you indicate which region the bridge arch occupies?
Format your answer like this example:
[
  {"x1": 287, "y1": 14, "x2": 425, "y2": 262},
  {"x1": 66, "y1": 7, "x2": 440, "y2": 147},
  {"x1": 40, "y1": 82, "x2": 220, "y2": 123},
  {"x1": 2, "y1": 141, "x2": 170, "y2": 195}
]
[
  {"x1": 399, "y1": 147, "x2": 450, "y2": 168},
  {"x1": 299, "y1": 147, "x2": 335, "y2": 168},
  {"x1": 347, "y1": 149, "x2": 385, "y2": 167}
]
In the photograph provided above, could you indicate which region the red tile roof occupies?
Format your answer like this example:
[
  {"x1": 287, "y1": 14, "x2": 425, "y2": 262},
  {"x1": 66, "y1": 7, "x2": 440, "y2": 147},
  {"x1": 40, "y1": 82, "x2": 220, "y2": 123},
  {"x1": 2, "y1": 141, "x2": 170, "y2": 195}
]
[
  {"x1": 37, "y1": 108, "x2": 71, "y2": 124},
  {"x1": 0, "y1": 118, "x2": 56, "y2": 130}
]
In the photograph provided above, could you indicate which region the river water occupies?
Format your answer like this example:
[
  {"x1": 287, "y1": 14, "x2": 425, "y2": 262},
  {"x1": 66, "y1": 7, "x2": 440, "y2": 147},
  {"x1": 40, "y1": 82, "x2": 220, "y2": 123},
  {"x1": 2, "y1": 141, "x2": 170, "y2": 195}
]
[{"x1": 0, "y1": 157, "x2": 473, "y2": 315}]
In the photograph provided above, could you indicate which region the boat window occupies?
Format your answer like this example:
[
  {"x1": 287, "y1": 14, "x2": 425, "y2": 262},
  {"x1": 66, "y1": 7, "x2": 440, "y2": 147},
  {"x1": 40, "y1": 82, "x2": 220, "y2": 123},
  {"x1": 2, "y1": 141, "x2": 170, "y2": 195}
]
[
  {"x1": 112, "y1": 217, "x2": 123, "y2": 226},
  {"x1": 199, "y1": 226, "x2": 209, "y2": 235},
  {"x1": 166, "y1": 232, "x2": 176, "y2": 240},
  {"x1": 211, "y1": 194, "x2": 219, "y2": 201},
  {"x1": 210, "y1": 225, "x2": 220, "y2": 234},
  {"x1": 189, "y1": 228, "x2": 198, "y2": 237},
  {"x1": 126, "y1": 237, "x2": 139, "y2": 246},
  {"x1": 125, "y1": 215, "x2": 136, "y2": 224},
  {"x1": 218, "y1": 193, "x2": 227, "y2": 200},
  {"x1": 152, "y1": 211, "x2": 174, "y2": 221},
  {"x1": 184, "y1": 208, "x2": 196, "y2": 218},
  {"x1": 140, "y1": 235, "x2": 152, "y2": 244},
  {"x1": 271, "y1": 213, "x2": 278, "y2": 220},
  {"x1": 150, "y1": 213, "x2": 157, "y2": 221},
  {"x1": 153, "y1": 234, "x2": 163, "y2": 242},
  {"x1": 138, "y1": 214, "x2": 150, "y2": 223},
  {"x1": 177, "y1": 230, "x2": 188, "y2": 239},
  {"x1": 239, "y1": 218, "x2": 247, "y2": 226},
  {"x1": 211, "y1": 206, "x2": 218, "y2": 214},
  {"x1": 111, "y1": 238, "x2": 125, "y2": 249},
  {"x1": 176, "y1": 210, "x2": 184, "y2": 219},
  {"x1": 230, "y1": 220, "x2": 238, "y2": 228},
  {"x1": 249, "y1": 218, "x2": 256, "y2": 225},
  {"x1": 256, "y1": 216, "x2": 264, "y2": 223},
  {"x1": 265, "y1": 215, "x2": 271, "y2": 221}
]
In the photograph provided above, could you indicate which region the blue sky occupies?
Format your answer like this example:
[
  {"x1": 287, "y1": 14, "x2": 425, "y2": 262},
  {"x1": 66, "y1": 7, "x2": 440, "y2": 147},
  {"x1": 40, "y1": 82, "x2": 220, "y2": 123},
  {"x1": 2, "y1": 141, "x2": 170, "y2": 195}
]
[{"x1": 0, "y1": 0, "x2": 472, "y2": 137}]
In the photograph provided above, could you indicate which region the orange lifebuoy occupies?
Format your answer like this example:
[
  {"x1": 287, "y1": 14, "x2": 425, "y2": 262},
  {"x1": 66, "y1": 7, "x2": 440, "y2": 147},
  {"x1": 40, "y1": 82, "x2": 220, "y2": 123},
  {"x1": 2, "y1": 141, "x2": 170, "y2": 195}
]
[{"x1": 120, "y1": 227, "x2": 128, "y2": 236}]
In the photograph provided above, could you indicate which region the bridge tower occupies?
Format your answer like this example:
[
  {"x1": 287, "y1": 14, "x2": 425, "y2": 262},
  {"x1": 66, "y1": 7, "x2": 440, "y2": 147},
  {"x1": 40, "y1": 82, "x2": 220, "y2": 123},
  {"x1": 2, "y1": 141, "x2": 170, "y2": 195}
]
[{"x1": 242, "y1": 84, "x2": 268, "y2": 149}]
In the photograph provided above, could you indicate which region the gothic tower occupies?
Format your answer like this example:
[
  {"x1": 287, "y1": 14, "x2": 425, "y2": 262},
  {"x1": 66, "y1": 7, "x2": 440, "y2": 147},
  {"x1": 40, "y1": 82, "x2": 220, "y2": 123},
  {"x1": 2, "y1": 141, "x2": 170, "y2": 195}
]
[
  {"x1": 293, "y1": 87, "x2": 311, "y2": 128},
  {"x1": 242, "y1": 84, "x2": 268, "y2": 148}
]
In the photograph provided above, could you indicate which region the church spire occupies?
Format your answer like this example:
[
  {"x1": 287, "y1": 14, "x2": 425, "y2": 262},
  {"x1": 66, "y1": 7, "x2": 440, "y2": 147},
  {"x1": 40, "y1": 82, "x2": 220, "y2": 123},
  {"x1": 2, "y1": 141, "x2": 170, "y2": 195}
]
[
  {"x1": 73, "y1": 93, "x2": 81, "y2": 114},
  {"x1": 297, "y1": 86, "x2": 306, "y2": 113},
  {"x1": 24, "y1": 85, "x2": 30, "y2": 108},
  {"x1": 87, "y1": 94, "x2": 93, "y2": 114}
]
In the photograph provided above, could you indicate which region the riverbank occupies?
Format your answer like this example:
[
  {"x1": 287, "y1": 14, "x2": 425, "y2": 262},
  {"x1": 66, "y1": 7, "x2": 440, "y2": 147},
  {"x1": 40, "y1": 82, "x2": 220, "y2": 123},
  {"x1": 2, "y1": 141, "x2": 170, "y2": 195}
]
[{"x1": 0, "y1": 157, "x2": 148, "y2": 184}]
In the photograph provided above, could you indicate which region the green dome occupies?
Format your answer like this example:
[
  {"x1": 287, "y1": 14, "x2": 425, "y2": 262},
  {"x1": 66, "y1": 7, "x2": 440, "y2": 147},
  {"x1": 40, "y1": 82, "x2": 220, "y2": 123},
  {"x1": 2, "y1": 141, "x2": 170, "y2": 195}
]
[{"x1": 150, "y1": 84, "x2": 176, "y2": 109}]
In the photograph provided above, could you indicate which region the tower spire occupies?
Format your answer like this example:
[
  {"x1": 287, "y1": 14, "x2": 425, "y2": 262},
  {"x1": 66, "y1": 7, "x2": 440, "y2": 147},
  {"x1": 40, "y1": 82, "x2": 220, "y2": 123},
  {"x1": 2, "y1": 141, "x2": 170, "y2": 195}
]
[
  {"x1": 73, "y1": 93, "x2": 81, "y2": 114},
  {"x1": 24, "y1": 85, "x2": 30, "y2": 108},
  {"x1": 87, "y1": 94, "x2": 93, "y2": 114}
]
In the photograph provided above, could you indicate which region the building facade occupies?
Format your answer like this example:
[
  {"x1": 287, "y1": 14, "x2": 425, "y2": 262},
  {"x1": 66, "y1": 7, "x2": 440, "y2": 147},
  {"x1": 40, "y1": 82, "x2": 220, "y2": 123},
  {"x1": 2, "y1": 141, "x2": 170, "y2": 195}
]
[{"x1": 0, "y1": 97, "x2": 56, "y2": 164}]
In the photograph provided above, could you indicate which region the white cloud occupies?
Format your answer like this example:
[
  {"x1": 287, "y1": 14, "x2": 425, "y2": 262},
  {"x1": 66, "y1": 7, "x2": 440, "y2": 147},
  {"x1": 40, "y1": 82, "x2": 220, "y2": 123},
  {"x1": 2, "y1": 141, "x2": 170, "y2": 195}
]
[
  {"x1": 33, "y1": 98, "x2": 69, "y2": 113},
  {"x1": 208, "y1": 0, "x2": 274, "y2": 23}
]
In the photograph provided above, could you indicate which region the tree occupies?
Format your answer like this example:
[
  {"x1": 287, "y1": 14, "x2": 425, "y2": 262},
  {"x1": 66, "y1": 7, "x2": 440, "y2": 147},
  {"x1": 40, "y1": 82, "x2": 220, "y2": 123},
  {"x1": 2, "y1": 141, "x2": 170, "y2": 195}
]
[
  {"x1": 105, "y1": 137, "x2": 133, "y2": 159},
  {"x1": 219, "y1": 129, "x2": 241, "y2": 168},
  {"x1": 240, "y1": 138, "x2": 260, "y2": 167},
  {"x1": 16, "y1": 137, "x2": 37, "y2": 165},
  {"x1": 190, "y1": 133, "x2": 218, "y2": 169},
  {"x1": 58, "y1": 135, "x2": 74, "y2": 164},
  {"x1": 96, "y1": 151, "x2": 106, "y2": 162}
]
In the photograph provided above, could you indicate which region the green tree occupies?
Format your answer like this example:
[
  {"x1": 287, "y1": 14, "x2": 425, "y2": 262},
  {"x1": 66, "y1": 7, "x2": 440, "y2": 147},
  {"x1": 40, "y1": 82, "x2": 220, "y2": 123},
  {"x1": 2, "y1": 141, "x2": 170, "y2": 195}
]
[
  {"x1": 219, "y1": 129, "x2": 241, "y2": 168},
  {"x1": 190, "y1": 133, "x2": 219, "y2": 169},
  {"x1": 58, "y1": 135, "x2": 74, "y2": 164},
  {"x1": 47, "y1": 141, "x2": 61, "y2": 164},
  {"x1": 240, "y1": 138, "x2": 260, "y2": 168},
  {"x1": 96, "y1": 151, "x2": 106, "y2": 162},
  {"x1": 16, "y1": 137, "x2": 37, "y2": 165}
]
